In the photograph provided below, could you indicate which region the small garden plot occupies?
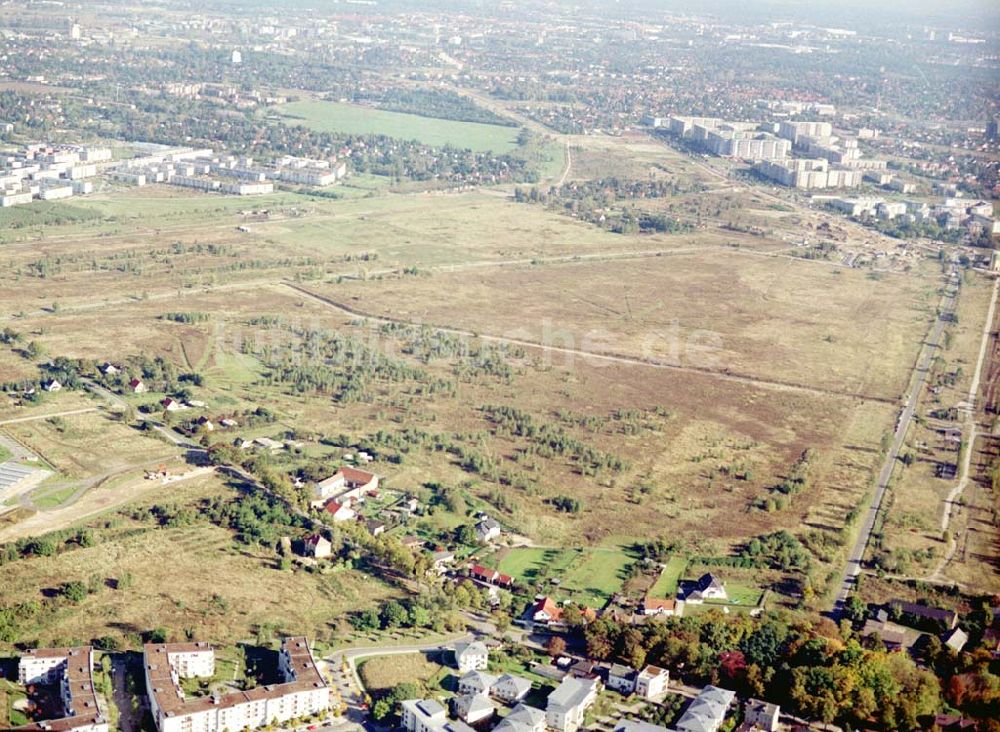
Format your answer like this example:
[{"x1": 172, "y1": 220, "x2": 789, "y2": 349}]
[
  {"x1": 646, "y1": 556, "x2": 688, "y2": 598},
  {"x1": 497, "y1": 546, "x2": 635, "y2": 607}
]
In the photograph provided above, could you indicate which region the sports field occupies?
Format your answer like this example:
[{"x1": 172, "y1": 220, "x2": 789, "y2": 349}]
[{"x1": 281, "y1": 101, "x2": 522, "y2": 153}]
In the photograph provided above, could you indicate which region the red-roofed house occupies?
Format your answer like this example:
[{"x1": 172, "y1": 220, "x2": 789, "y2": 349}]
[
  {"x1": 324, "y1": 500, "x2": 356, "y2": 522},
  {"x1": 310, "y1": 467, "x2": 379, "y2": 508},
  {"x1": 642, "y1": 597, "x2": 677, "y2": 616},
  {"x1": 469, "y1": 564, "x2": 514, "y2": 588},
  {"x1": 531, "y1": 597, "x2": 563, "y2": 626},
  {"x1": 130, "y1": 377, "x2": 147, "y2": 393}
]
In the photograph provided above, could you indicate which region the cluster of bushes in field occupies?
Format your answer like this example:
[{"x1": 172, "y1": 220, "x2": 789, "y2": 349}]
[{"x1": 482, "y1": 404, "x2": 630, "y2": 475}]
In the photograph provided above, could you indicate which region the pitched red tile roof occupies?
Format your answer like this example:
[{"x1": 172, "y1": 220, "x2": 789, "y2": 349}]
[{"x1": 533, "y1": 596, "x2": 562, "y2": 621}]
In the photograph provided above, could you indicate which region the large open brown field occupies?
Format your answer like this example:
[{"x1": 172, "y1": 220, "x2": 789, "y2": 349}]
[
  {"x1": 304, "y1": 250, "x2": 936, "y2": 399},
  {"x1": 0, "y1": 159, "x2": 975, "y2": 613},
  {"x1": 0, "y1": 190, "x2": 791, "y2": 319}
]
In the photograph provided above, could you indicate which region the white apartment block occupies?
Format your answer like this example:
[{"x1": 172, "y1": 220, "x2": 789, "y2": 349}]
[
  {"x1": 701, "y1": 129, "x2": 790, "y2": 160},
  {"x1": 17, "y1": 646, "x2": 109, "y2": 732},
  {"x1": 401, "y1": 699, "x2": 476, "y2": 732},
  {"x1": 755, "y1": 158, "x2": 862, "y2": 189},
  {"x1": 777, "y1": 120, "x2": 833, "y2": 144},
  {"x1": 145, "y1": 637, "x2": 329, "y2": 732},
  {"x1": 19, "y1": 648, "x2": 71, "y2": 685},
  {"x1": 545, "y1": 676, "x2": 598, "y2": 732},
  {"x1": 40, "y1": 185, "x2": 74, "y2": 201}
]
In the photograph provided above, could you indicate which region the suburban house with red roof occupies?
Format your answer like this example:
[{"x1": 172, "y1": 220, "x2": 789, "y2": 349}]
[
  {"x1": 531, "y1": 597, "x2": 563, "y2": 627},
  {"x1": 323, "y1": 500, "x2": 356, "y2": 522},
  {"x1": 469, "y1": 564, "x2": 514, "y2": 588},
  {"x1": 641, "y1": 597, "x2": 677, "y2": 616}
]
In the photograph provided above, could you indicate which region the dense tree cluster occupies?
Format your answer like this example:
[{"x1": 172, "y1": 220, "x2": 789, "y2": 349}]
[
  {"x1": 581, "y1": 611, "x2": 943, "y2": 730},
  {"x1": 352, "y1": 87, "x2": 517, "y2": 127},
  {"x1": 514, "y1": 179, "x2": 697, "y2": 235}
]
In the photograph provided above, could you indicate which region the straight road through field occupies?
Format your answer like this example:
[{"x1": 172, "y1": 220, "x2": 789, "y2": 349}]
[{"x1": 831, "y1": 268, "x2": 960, "y2": 615}]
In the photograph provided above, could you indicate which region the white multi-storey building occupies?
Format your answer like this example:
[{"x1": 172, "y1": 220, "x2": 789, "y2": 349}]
[
  {"x1": 401, "y1": 699, "x2": 476, "y2": 732},
  {"x1": 545, "y1": 676, "x2": 599, "y2": 732},
  {"x1": 145, "y1": 637, "x2": 329, "y2": 732},
  {"x1": 17, "y1": 647, "x2": 109, "y2": 732},
  {"x1": 777, "y1": 120, "x2": 833, "y2": 145}
]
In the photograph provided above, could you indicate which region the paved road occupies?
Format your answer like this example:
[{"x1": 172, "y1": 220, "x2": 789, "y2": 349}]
[{"x1": 831, "y1": 268, "x2": 960, "y2": 615}]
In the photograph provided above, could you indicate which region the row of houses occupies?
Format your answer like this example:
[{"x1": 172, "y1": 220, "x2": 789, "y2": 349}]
[
  {"x1": 411, "y1": 645, "x2": 757, "y2": 732},
  {"x1": 816, "y1": 195, "x2": 998, "y2": 235},
  {"x1": 404, "y1": 674, "x2": 599, "y2": 732},
  {"x1": 111, "y1": 149, "x2": 347, "y2": 195},
  {"x1": 528, "y1": 573, "x2": 728, "y2": 631}
]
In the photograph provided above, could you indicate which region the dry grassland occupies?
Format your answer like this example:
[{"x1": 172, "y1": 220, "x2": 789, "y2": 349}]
[
  {"x1": 309, "y1": 251, "x2": 935, "y2": 399},
  {"x1": 0, "y1": 474, "x2": 399, "y2": 647},
  {"x1": 5, "y1": 411, "x2": 180, "y2": 480},
  {"x1": 0, "y1": 276, "x2": 913, "y2": 557},
  {"x1": 358, "y1": 653, "x2": 446, "y2": 693},
  {"x1": 870, "y1": 273, "x2": 998, "y2": 590},
  {"x1": 0, "y1": 192, "x2": 777, "y2": 316}
]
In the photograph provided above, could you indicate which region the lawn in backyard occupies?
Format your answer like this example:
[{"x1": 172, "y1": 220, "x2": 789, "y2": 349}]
[{"x1": 647, "y1": 556, "x2": 688, "y2": 597}]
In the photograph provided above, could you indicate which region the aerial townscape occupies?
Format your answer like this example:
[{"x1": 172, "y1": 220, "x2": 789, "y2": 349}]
[{"x1": 0, "y1": 1, "x2": 999, "y2": 732}]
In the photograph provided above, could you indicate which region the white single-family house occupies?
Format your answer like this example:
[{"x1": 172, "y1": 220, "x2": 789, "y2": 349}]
[
  {"x1": 606, "y1": 664, "x2": 636, "y2": 695},
  {"x1": 458, "y1": 671, "x2": 498, "y2": 696},
  {"x1": 545, "y1": 675, "x2": 599, "y2": 732},
  {"x1": 635, "y1": 665, "x2": 669, "y2": 700},
  {"x1": 452, "y1": 694, "x2": 494, "y2": 725},
  {"x1": 453, "y1": 641, "x2": 489, "y2": 672},
  {"x1": 743, "y1": 699, "x2": 780, "y2": 732},
  {"x1": 303, "y1": 534, "x2": 333, "y2": 559},
  {"x1": 475, "y1": 516, "x2": 501, "y2": 543},
  {"x1": 492, "y1": 674, "x2": 532, "y2": 703}
]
